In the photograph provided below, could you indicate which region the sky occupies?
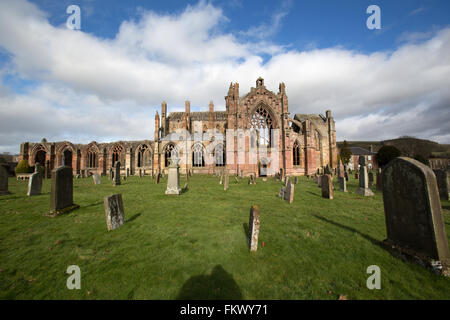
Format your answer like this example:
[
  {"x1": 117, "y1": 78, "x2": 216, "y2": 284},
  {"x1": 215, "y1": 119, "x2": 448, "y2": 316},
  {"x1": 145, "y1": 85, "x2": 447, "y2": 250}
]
[{"x1": 0, "y1": 0, "x2": 449, "y2": 154}]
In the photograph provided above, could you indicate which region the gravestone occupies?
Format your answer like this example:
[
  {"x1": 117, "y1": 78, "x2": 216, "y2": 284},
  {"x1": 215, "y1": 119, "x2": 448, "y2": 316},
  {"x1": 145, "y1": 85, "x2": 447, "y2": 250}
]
[
  {"x1": 139, "y1": 169, "x2": 143, "y2": 178},
  {"x1": 165, "y1": 157, "x2": 182, "y2": 195},
  {"x1": 344, "y1": 171, "x2": 349, "y2": 182},
  {"x1": 224, "y1": 171, "x2": 229, "y2": 191},
  {"x1": 75, "y1": 174, "x2": 80, "y2": 179},
  {"x1": 113, "y1": 162, "x2": 121, "y2": 186},
  {"x1": 355, "y1": 171, "x2": 359, "y2": 179},
  {"x1": 248, "y1": 205, "x2": 260, "y2": 252},
  {"x1": 92, "y1": 173, "x2": 101, "y2": 185},
  {"x1": 109, "y1": 168, "x2": 113, "y2": 180},
  {"x1": 356, "y1": 156, "x2": 374, "y2": 196},
  {"x1": 284, "y1": 181, "x2": 295, "y2": 204},
  {"x1": 317, "y1": 175, "x2": 322, "y2": 188},
  {"x1": 294, "y1": 177, "x2": 298, "y2": 184},
  {"x1": 248, "y1": 174, "x2": 256, "y2": 185},
  {"x1": 219, "y1": 173, "x2": 223, "y2": 185},
  {"x1": 156, "y1": 172, "x2": 160, "y2": 184},
  {"x1": 279, "y1": 187, "x2": 285, "y2": 198},
  {"x1": 49, "y1": 166, "x2": 79, "y2": 216},
  {"x1": 284, "y1": 176, "x2": 289, "y2": 187},
  {"x1": 433, "y1": 169, "x2": 449, "y2": 201},
  {"x1": 368, "y1": 171, "x2": 374, "y2": 190},
  {"x1": 324, "y1": 164, "x2": 332, "y2": 175},
  {"x1": 382, "y1": 157, "x2": 450, "y2": 275},
  {"x1": 104, "y1": 193, "x2": 125, "y2": 231},
  {"x1": 27, "y1": 163, "x2": 42, "y2": 196},
  {"x1": 0, "y1": 164, "x2": 10, "y2": 195},
  {"x1": 126, "y1": 168, "x2": 130, "y2": 177},
  {"x1": 321, "y1": 174, "x2": 333, "y2": 199},
  {"x1": 339, "y1": 176, "x2": 347, "y2": 192},
  {"x1": 376, "y1": 168, "x2": 383, "y2": 191},
  {"x1": 234, "y1": 176, "x2": 239, "y2": 183}
]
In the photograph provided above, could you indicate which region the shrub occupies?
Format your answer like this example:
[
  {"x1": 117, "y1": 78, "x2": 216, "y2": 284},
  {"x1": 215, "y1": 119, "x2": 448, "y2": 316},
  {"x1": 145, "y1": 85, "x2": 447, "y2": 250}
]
[
  {"x1": 15, "y1": 159, "x2": 32, "y2": 174},
  {"x1": 376, "y1": 146, "x2": 401, "y2": 167},
  {"x1": 414, "y1": 154, "x2": 430, "y2": 166}
]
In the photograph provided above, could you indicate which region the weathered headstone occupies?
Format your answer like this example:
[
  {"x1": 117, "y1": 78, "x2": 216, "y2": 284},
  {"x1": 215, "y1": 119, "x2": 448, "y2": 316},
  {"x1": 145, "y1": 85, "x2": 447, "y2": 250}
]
[
  {"x1": 156, "y1": 172, "x2": 160, "y2": 184},
  {"x1": 284, "y1": 181, "x2": 295, "y2": 204},
  {"x1": 382, "y1": 157, "x2": 450, "y2": 275},
  {"x1": 294, "y1": 176, "x2": 298, "y2": 184},
  {"x1": 279, "y1": 187, "x2": 285, "y2": 198},
  {"x1": 104, "y1": 193, "x2": 125, "y2": 231},
  {"x1": 234, "y1": 176, "x2": 239, "y2": 183},
  {"x1": 49, "y1": 166, "x2": 79, "y2": 216},
  {"x1": 224, "y1": 171, "x2": 229, "y2": 191},
  {"x1": 344, "y1": 171, "x2": 349, "y2": 182},
  {"x1": 248, "y1": 174, "x2": 256, "y2": 185},
  {"x1": 126, "y1": 168, "x2": 130, "y2": 177},
  {"x1": 376, "y1": 168, "x2": 382, "y2": 191},
  {"x1": 284, "y1": 176, "x2": 289, "y2": 187},
  {"x1": 27, "y1": 163, "x2": 42, "y2": 196},
  {"x1": 317, "y1": 175, "x2": 322, "y2": 188},
  {"x1": 433, "y1": 169, "x2": 449, "y2": 201},
  {"x1": 356, "y1": 156, "x2": 374, "y2": 196},
  {"x1": 248, "y1": 205, "x2": 260, "y2": 252},
  {"x1": 113, "y1": 162, "x2": 121, "y2": 186},
  {"x1": 355, "y1": 171, "x2": 359, "y2": 179},
  {"x1": 321, "y1": 174, "x2": 333, "y2": 199},
  {"x1": 165, "y1": 157, "x2": 182, "y2": 195},
  {"x1": 92, "y1": 173, "x2": 101, "y2": 185},
  {"x1": 109, "y1": 168, "x2": 113, "y2": 180},
  {"x1": 368, "y1": 171, "x2": 374, "y2": 190},
  {"x1": 139, "y1": 169, "x2": 143, "y2": 178},
  {"x1": 339, "y1": 176, "x2": 347, "y2": 192},
  {"x1": 0, "y1": 164, "x2": 10, "y2": 195},
  {"x1": 219, "y1": 173, "x2": 223, "y2": 185}
]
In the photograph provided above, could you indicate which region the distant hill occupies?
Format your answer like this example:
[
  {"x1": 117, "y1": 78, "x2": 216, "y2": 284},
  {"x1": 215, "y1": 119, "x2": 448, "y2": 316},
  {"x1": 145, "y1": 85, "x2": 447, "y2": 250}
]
[{"x1": 337, "y1": 137, "x2": 450, "y2": 159}]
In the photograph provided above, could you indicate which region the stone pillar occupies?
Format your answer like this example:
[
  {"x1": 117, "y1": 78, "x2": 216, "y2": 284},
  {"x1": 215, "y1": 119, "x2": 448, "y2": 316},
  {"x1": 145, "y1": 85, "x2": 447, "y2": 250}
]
[{"x1": 165, "y1": 157, "x2": 181, "y2": 195}]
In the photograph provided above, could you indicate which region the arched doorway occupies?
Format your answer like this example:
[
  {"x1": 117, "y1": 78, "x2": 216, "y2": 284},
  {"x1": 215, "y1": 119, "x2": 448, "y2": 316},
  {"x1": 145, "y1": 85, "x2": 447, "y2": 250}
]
[
  {"x1": 35, "y1": 150, "x2": 46, "y2": 166},
  {"x1": 63, "y1": 149, "x2": 72, "y2": 167}
]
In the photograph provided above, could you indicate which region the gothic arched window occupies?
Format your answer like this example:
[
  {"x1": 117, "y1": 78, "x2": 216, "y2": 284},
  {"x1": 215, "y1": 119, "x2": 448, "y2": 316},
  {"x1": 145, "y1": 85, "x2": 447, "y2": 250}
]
[
  {"x1": 87, "y1": 149, "x2": 97, "y2": 168},
  {"x1": 111, "y1": 145, "x2": 123, "y2": 167},
  {"x1": 192, "y1": 143, "x2": 204, "y2": 167},
  {"x1": 250, "y1": 106, "x2": 273, "y2": 147},
  {"x1": 214, "y1": 143, "x2": 225, "y2": 167},
  {"x1": 164, "y1": 144, "x2": 178, "y2": 167},
  {"x1": 137, "y1": 145, "x2": 151, "y2": 167},
  {"x1": 293, "y1": 141, "x2": 300, "y2": 166}
]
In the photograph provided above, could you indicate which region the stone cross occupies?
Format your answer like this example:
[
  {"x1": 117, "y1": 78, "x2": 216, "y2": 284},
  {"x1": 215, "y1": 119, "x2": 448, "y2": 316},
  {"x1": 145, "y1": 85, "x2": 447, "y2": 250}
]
[
  {"x1": 49, "y1": 166, "x2": 79, "y2": 216},
  {"x1": 321, "y1": 174, "x2": 333, "y2": 199},
  {"x1": 165, "y1": 157, "x2": 181, "y2": 195},
  {"x1": 248, "y1": 205, "x2": 260, "y2": 252},
  {"x1": 356, "y1": 156, "x2": 374, "y2": 196},
  {"x1": 382, "y1": 157, "x2": 450, "y2": 275},
  {"x1": 113, "y1": 162, "x2": 121, "y2": 186},
  {"x1": 104, "y1": 193, "x2": 125, "y2": 231},
  {"x1": 0, "y1": 165, "x2": 10, "y2": 195}
]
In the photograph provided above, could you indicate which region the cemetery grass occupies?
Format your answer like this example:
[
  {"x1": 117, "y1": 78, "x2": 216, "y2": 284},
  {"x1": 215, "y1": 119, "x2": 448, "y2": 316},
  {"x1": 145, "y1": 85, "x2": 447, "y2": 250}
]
[{"x1": 1, "y1": 175, "x2": 450, "y2": 300}]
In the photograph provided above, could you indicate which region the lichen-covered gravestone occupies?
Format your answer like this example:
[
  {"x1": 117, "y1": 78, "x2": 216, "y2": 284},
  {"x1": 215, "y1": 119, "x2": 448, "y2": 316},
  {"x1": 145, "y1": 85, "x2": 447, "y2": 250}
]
[
  {"x1": 104, "y1": 193, "x2": 125, "y2": 231},
  {"x1": 165, "y1": 157, "x2": 181, "y2": 195},
  {"x1": 248, "y1": 205, "x2": 260, "y2": 252},
  {"x1": 49, "y1": 166, "x2": 79, "y2": 216},
  {"x1": 382, "y1": 157, "x2": 450, "y2": 275},
  {"x1": 0, "y1": 164, "x2": 10, "y2": 195},
  {"x1": 321, "y1": 174, "x2": 333, "y2": 199},
  {"x1": 27, "y1": 163, "x2": 42, "y2": 196},
  {"x1": 284, "y1": 181, "x2": 295, "y2": 204},
  {"x1": 113, "y1": 162, "x2": 121, "y2": 186},
  {"x1": 92, "y1": 173, "x2": 101, "y2": 185},
  {"x1": 433, "y1": 169, "x2": 449, "y2": 201},
  {"x1": 356, "y1": 156, "x2": 374, "y2": 196}
]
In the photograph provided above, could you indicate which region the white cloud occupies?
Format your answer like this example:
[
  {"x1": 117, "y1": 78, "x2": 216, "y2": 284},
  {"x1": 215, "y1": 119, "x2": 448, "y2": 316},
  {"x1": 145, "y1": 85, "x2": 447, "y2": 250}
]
[{"x1": 0, "y1": 0, "x2": 449, "y2": 154}]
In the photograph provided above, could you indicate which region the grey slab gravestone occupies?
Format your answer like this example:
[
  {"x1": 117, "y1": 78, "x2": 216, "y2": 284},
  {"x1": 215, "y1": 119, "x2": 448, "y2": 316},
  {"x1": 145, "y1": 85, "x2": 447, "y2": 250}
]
[
  {"x1": 433, "y1": 169, "x2": 449, "y2": 201},
  {"x1": 113, "y1": 162, "x2": 121, "y2": 186},
  {"x1": 356, "y1": 156, "x2": 374, "y2": 196},
  {"x1": 92, "y1": 173, "x2": 101, "y2": 185},
  {"x1": 27, "y1": 170, "x2": 43, "y2": 196},
  {"x1": 279, "y1": 187, "x2": 285, "y2": 198},
  {"x1": 165, "y1": 157, "x2": 181, "y2": 195},
  {"x1": 49, "y1": 166, "x2": 79, "y2": 216},
  {"x1": 284, "y1": 181, "x2": 295, "y2": 204},
  {"x1": 104, "y1": 193, "x2": 125, "y2": 231},
  {"x1": 0, "y1": 164, "x2": 10, "y2": 195},
  {"x1": 339, "y1": 176, "x2": 347, "y2": 192},
  {"x1": 248, "y1": 205, "x2": 260, "y2": 252},
  {"x1": 224, "y1": 171, "x2": 229, "y2": 191},
  {"x1": 382, "y1": 157, "x2": 450, "y2": 275},
  {"x1": 321, "y1": 174, "x2": 333, "y2": 199}
]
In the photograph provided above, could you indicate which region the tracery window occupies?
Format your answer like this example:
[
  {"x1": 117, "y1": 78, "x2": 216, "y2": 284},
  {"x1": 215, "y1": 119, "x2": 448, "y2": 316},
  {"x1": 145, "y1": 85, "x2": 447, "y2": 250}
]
[
  {"x1": 165, "y1": 144, "x2": 178, "y2": 167},
  {"x1": 250, "y1": 106, "x2": 273, "y2": 147},
  {"x1": 214, "y1": 144, "x2": 225, "y2": 167},
  {"x1": 192, "y1": 143, "x2": 204, "y2": 167},
  {"x1": 293, "y1": 141, "x2": 301, "y2": 166}
]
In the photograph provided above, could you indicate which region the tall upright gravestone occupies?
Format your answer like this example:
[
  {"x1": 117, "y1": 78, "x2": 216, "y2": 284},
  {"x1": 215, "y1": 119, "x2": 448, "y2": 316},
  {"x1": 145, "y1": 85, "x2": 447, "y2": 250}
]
[
  {"x1": 382, "y1": 157, "x2": 450, "y2": 275},
  {"x1": 104, "y1": 193, "x2": 125, "y2": 231},
  {"x1": 284, "y1": 181, "x2": 294, "y2": 204},
  {"x1": 376, "y1": 168, "x2": 383, "y2": 191},
  {"x1": 92, "y1": 173, "x2": 101, "y2": 185},
  {"x1": 27, "y1": 163, "x2": 43, "y2": 196},
  {"x1": 224, "y1": 171, "x2": 229, "y2": 191},
  {"x1": 165, "y1": 157, "x2": 181, "y2": 195},
  {"x1": 0, "y1": 164, "x2": 10, "y2": 195},
  {"x1": 248, "y1": 205, "x2": 260, "y2": 252},
  {"x1": 321, "y1": 174, "x2": 333, "y2": 199},
  {"x1": 49, "y1": 166, "x2": 79, "y2": 216},
  {"x1": 356, "y1": 156, "x2": 374, "y2": 196},
  {"x1": 113, "y1": 162, "x2": 121, "y2": 186}
]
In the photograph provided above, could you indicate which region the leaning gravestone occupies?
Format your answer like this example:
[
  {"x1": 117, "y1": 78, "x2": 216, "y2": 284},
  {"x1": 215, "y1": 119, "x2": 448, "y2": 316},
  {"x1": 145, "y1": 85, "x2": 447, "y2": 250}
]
[
  {"x1": 248, "y1": 205, "x2": 260, "y2": 252},
  {"x1": 0, "y1": 164, "x2": 10, "y2": 195},
  {"x1": 165, "y1": 157, "x2": 182, "y2": 195},
  {"x1": 433, "y1": 169, "x2": 449, "y2": 201},
  {"x1": 49, "y1": 166, "x2": 79, "y2": 216},
  {"x1": 284, "y1": 181, "x2": 295, "y2": 204},
  {"x1": 92, "y1": 173, "x2": 101, "y2": 185},
  {"x1": 27, "y1": 163, "x2": 43, "y2": 196},
  {"x1": 321, "y1": 174, "x2": 333, "y2": 199},
  {"x1": 104, "y1": 193, "x2": 125, "y2": 231},
  {"x1": 382, "y1": 157, "x2": 450, "y2": 275},
  {"x1": 356, "y1": 156, "x2": 374, "y2": 196},
  {"x1": 113, "y1": 162, "x2": 121, "y2": 186}
]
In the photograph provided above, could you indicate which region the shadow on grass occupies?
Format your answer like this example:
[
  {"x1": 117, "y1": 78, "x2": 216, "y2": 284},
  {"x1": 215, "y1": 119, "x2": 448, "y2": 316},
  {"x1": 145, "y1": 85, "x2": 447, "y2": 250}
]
[
  {"x1": 127, "y1": 213, "x2": 141, "y2": 223},
  {"x1": 306, "y1": 191, "x2": 321, "y2": 198},
  {"x1": 83, "y1": 201, "x2": 103, "y2": 209},
  {"x1": 242, "y1": 223, "x2": 250, "y2": 249},
  {"x1": 312, "y1": 214, "x2": 382, "y2": 248},
  {"x1": 176, "y1": 265, "x2": 243, "y2": 299}
]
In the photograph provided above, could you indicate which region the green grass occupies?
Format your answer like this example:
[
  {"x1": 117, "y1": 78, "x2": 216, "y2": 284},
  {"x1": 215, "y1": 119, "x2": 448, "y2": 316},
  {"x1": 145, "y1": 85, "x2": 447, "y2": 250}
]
[{"x1": 1, "y1": 174, "x2": 449, "y2": 300}]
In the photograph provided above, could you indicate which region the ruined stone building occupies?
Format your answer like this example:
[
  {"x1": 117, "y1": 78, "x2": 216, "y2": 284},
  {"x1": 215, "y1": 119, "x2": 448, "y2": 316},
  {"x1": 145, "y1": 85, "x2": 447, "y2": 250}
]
[{"x1": 19, "y1": 78, "x2": 338, "y2": 177}]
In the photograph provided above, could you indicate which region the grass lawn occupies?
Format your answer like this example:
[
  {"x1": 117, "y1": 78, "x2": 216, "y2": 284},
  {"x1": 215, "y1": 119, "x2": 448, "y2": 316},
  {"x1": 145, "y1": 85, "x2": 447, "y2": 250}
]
[{"x1": 0, "y1": 174, "x2": 449, "y2": 300}]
